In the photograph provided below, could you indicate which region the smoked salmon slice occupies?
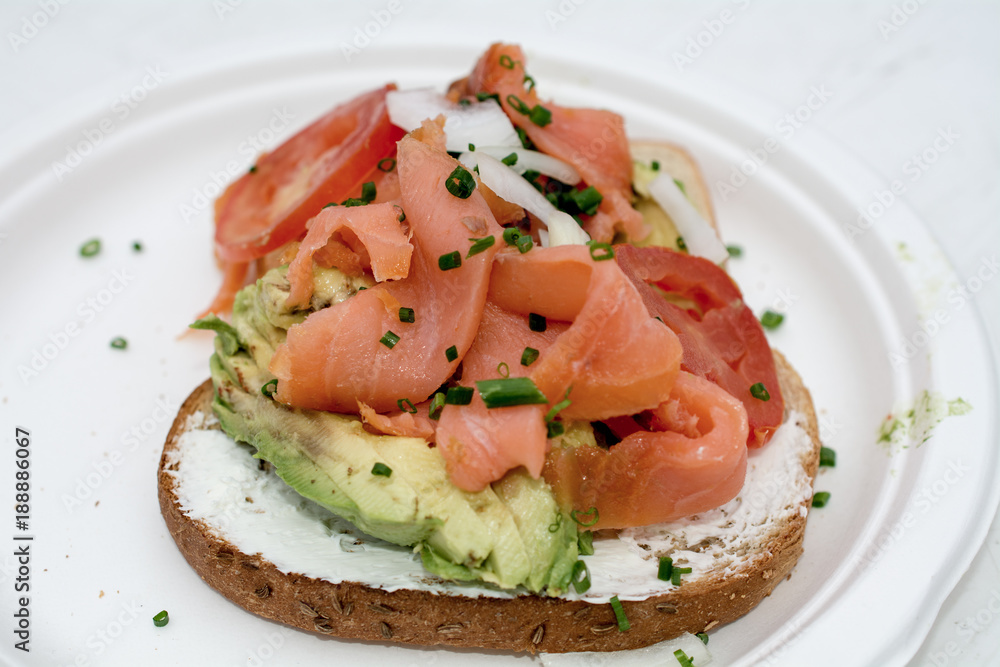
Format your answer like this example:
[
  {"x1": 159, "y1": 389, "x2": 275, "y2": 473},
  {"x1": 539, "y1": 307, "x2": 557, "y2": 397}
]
[
  {"x1": 543, "y1": 371, "x2": 749, "y2": 529},
  {"x1": 459, "y1": 43, "x2": 647, "y2": 243},
  {"x1": 615, "y1": 244, "x2": 785, "y2": 447},
  {"x1": 285, "y1": 202, "x2": 413, "y2": 309},
  {"x1": 270, "y1": 126, "x2": 503, "y2": 413}
]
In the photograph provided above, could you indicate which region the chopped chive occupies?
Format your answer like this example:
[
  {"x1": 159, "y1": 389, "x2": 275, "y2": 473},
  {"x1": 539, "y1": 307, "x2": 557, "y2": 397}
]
[
  {"x1": 395, "y1": 206, "x2": 406, "y2": 222},
  {"x1": 528, "y1": 313, "x2": 547, "y2": 332},
  {"x1": 610, "y1": 596, "x2": 630, "y2": 632},
  {"x1": 360, "y1": 180, "x2": 377, "y2": 203},
  {"x1": 501, "y1": 152, "x2": 518, "y2": 166},
  {"x1": 577, "y1": 530, "x2": 594, "y2": 556},
  {"x1": 671, "y1": 566, "x2": 692, "y2": 586},
  {"x1": 546, "y1": 421, "x2": 565, "y2": 438},
  {"x1": 750, "y1": 382, "x2": 770, "y2": 401},
  {"x1": 466, "y1": 235, "x2": 496, "y2": 258},
  {"x1": 323, "y1": 202, "x2": 338, "y2": 209},
  {"x1": 587, "y1": 242, "x2": 615, "y2": 261},
  {"x1": 341, "y1": 197, "x2": 365, "y2": 207},
  {"x1": 658, "y1": 557, "x2": 673, "y2": 582},
  {"x1": 396, "y1": 398, "x2": 416, "y2": 414},
  {"x1": 696, "y1": 632, "x2": 709, "y2": 645},
  {"x1": 571, "y1": 560, "x2": 591, "y2": 594},
  {"x1": 673, "y1": 178, "x2": 687, "y2": 196},
  {"x1": 499, "y1": 53, "x2": 516, "y2": 69},
  {"x1": 261, "y1": 379, "x2": 278, "y2": 398},
  {"x1": 445, "y1": 165, "x2": 476, "y2": 199},
  {"x1": 520, "y1": 347, "x2": 539, "y2": 367},
  {"x1": 505, "y1": 94, "x2": 530, "y2": 115},
  {"x1": 377, "y1": 157, "x2": 396, "y2": 172},
  {"x1": 475, "y1": 377, "x2": 548, "y2": 408},
  {"x1": 80, "y1": 238, "x2": 101, "y2": 257},
  {"x1": 457, "y1": 98, "x2": 471, "y2": 107},
  {"x1": 651, "y1": 160, "x2": 660, "y2": 171},
  {"x1": 548, "y1": 512, "x2": 563, "y2": 533},
  {"x1": 674, "y1": 649, "x2": 695, "y2": 667},
  {"x1": 571, "y1": 507, "x2": 599, "y2": 527},
  {"x1": 248, "y1": 165, "x2": 257, "y2": 174},
  {"x1": 152, "y1": 610, "x2": 169, "y2": 628},
  {"x1": 445, "y1": 345, "x2": 458, "y2": 362},
  {"x1": 760, "y1": 310, "x2": 785, "y2": 329},
  {"x1": 497, "y1": 362, "x2": 509, "y2": 378},
  {"x1": 528, "y1": 104, "x2": 553, "y2": 127},
  {"x1": 545, "y1": 397, "x2": 572, "y2": 423},
  {"x1": 820, "y1": 446, "x2": 837, "y2": 467},
  {"x1": 428, "y1": 392, "x2": 446, "y2": 420},
  {"x1": 726, "y1": 244, "x2": 743, "y2": 258},
  {"x1": 570, "y1": 186, "x2": 603, "y2": 216},
  {"x1": 468, "y1": 142, "x2": 476, "y2": 152},
  {"x1": 523, "y1": 74, "x2": 536, "y2": 92},
  {"x1": 503, "y1": 227, "x2": 522, "y2": 246},
  {"x1": 371, "y1": 462, "x2": 392, "y2": 477},
  {"x1": 444, "y1": 386, "x2": 474, "y2": 406},
  {"x1": 132, "y1": 241, "x2": 143, "y2": 252},
  {"x1": 812, "y1": 491, "x2": 831, "y2": 507},
  {"x1": 476, "y1": 91, "x2": 500, "y2": 104},
  {"x1": 515, "y1": 234, "x2": 533, "y2": 254},
  {"x1": 438, "y1": 251, "x2": 462, "y2": 271},
  {"x1": 676, "y1": 236, "x2": 688, "y2": 252},
  {"x1": 379, "y1": 330, "x2": 400, "y2": 349},
  {"x1": 110, "y1": 336, "x2": 128, "y2": 350},
  {"x1": 398, "y1": 307, "x2": 415, "y2": 323}
]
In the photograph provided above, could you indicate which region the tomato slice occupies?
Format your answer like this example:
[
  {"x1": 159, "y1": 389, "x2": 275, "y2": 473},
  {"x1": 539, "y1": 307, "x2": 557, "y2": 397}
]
[
  {"x1": 214, "y1": 84, "x2": 404, "y2": 262},
  {"x1": 615, "y1": 245, "x2": 784, "y2": 448}
]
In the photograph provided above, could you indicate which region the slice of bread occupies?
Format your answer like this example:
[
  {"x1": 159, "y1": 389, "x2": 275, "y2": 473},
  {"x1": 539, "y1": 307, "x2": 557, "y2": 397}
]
[
  {"x1": 158, "y1": 350, "x2": 819, "y2": 654},
  {"x1": 160, "y1": 142, "x2": 822, "y2": 653}
]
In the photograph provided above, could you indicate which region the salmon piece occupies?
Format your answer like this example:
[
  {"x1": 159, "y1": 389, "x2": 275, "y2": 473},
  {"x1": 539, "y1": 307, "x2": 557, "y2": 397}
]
[
  {"x1": 435, "y1": 302, "x2": 566, "y2": 491},
  {"x1": 543, "y1": 371, "x2": 749, "y2": 529},
  {"x1": 616, "y1": 245, "x2": 784, "y2": 447},
  {"x1": 284, "y1": 202, "x2": 412, "y2": 309},
  {"x1": 490, "y1": 245, "x2": 682, "y2": 421},
  {"x1": 462, "y1": 43, "x2": 647, "y2": 243},
  {"x1": 270, "y1": 130, "x2": 503, "y2": 413},
  {"x1": 358, "y1": 400, "x2": 437, "y2": 441}
]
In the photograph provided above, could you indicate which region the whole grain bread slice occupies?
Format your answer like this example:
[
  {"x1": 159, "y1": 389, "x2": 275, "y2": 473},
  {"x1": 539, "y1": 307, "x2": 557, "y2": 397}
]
[{"x1": 157, "y1": 349, "x2": 819, "y2": 654}]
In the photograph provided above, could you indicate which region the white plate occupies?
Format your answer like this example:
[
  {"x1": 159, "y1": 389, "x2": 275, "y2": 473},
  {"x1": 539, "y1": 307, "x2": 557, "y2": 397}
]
[{"x1": 0, "y1": 46, "x2": 995, "y2": 667}]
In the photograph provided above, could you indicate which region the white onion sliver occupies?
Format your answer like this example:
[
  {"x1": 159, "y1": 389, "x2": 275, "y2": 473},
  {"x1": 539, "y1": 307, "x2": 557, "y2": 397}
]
[
  {"x1": 386, "y1": 89, "x2": 520, "y2": 152},
  {"x1": 546, "y1": 210, "x2": 590, "y2": 247},
  {"x1": 648, "y1": 172, "x2": 729, "y2": 264},
  {"x1": 473, "y1": 146, "x2": 581, "y2": 185},
  {"x1": 474, "y1": 152, "x2": 557, "y2": 222},
  {"x1": 538, "y1": 632, "x2": 711, "y2": 667}
]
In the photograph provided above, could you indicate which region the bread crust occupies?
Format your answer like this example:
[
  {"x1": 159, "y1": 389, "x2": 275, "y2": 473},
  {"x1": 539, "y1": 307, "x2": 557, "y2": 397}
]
[{"x1": 158, "y1": 350, "x2": 820, "y2": 654}]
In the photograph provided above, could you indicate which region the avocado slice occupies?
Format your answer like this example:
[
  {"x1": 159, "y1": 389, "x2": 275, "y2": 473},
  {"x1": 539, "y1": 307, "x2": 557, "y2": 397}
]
[{"x1": 199, "y1": 266, "x2": 578, "y2": 593}]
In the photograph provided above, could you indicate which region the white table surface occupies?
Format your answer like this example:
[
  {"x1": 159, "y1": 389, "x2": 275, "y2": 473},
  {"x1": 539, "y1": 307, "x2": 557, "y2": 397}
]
[{"x1": 1, "y1": 1, "x2": 997, "y2": 665}]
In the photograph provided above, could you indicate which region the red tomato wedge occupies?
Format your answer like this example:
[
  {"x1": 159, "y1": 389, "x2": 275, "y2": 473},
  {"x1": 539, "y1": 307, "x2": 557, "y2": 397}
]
[
  {"x1": 615, "y1": 245, "x2": 784, "y2": 447},
  {"x1": 543, "y1": 371, "x2": 749, "y2": 530},
  {"x1": 214, "y1": 85, "x2": 404, "y2": 262},
  {"x1": 459, "y1": 43, "x2": 647, "y2": 243}
]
